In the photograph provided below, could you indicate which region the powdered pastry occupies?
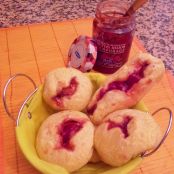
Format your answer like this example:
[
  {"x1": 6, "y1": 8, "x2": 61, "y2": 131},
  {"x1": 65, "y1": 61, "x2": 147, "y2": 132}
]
[
  {"x1": 87, "y1": 53, "x2": 165, "y2": 124},
  {"x1": 94, "y1": 109, "x2": 162, "y2": 166},
  {"x1": 43, "y1": 67, "x2": 93, "y2": 111},
  {"x1": 36, "y1": 111, "x2": 94, "y2": 172}
]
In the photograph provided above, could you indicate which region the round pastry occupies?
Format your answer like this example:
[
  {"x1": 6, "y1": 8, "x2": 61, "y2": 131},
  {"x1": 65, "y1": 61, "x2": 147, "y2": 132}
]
[
  {"x1": 36, "y1": 111, "x2": 94, "y2": 172},
  {"x1": 43, "y1": 67, "x2": 93, "y2": 111},
  {"x1": 87, "y1": 53, "x2": 165, "y2": 124},
  {"x1": 94, "y1": 109, "x2": 162, "y2": 167}
]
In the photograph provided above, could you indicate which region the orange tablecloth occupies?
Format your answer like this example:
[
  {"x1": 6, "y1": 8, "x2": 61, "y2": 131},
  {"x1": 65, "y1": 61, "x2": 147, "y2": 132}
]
[
  {"x1": 0, "y1": 117, "x2": 3, "y2": 174},
  {"x1": 0, "y1": 18, "x2": 174, "y2": 174}
]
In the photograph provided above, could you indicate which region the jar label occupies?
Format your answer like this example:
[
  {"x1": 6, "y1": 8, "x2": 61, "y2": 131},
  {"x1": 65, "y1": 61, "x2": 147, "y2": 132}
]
[
  {"x1": 97, "y1": 40, "x2": 126, "y2": 54},
  {"x1": 93, "y1": 30, "x2": 134, "y2": 73}
]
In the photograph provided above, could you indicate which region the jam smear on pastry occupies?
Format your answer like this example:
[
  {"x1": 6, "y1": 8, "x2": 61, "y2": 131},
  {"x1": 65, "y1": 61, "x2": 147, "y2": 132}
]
[
  {"x1": 107, "y1": 116, "x2": 132, "y2": 138},
  {"x1": 53, "y1": 77, "x2": 78, "y2": 106},
  {"x1": 58, "y1": 119, "x2": 84, "y2": 151},
  {"x1": 87, "y1": 62, "x2": 149, "y2": 115}
]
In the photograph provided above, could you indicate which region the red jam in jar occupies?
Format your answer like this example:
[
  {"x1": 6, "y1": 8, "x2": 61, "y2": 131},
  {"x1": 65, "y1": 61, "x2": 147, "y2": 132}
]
[{"x1": 93, "y1": 0, "x2": 135, "y2": 74}]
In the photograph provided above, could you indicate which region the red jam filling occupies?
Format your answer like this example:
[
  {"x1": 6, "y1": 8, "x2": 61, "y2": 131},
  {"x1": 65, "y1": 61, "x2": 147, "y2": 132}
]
[
  {"x1": 107, "y1": 116, "x2": 132, "y2": 138},
  {"x1": 87, "y1": 62, "x2": 149, "y2": 115},
  {"x1": 52, "y1": 77, "x2": 78, "y2": 106},
  {"x1": 107, "y1": 62, "x2": 149, "y2": 92},
  {"x1": 58, "y1": 119, "x2": 84, "y2": 151}
]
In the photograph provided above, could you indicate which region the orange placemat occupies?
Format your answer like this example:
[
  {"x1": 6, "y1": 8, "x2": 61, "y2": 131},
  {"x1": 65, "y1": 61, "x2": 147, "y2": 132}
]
[
  {"x1": 0, "y1": 18, "x2": 174, "y2": 174},
  {"x1": 0, "y1": 117, "x2": 4, "y2": 174}
]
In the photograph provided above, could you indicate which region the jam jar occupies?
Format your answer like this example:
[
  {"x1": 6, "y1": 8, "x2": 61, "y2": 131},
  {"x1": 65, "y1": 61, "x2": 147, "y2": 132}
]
[{"x1": 93, "y1": 0, "x2": 135, "y2": 74}]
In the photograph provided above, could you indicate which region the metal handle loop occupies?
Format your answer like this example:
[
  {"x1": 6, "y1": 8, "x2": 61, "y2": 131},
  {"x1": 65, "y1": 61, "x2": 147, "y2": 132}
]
[
  {"x1": 141, "y1": 107, "x2": 173, "y2": 158},
  {"x1": 3, "y1": 73, "x2": 37, "y2": 121}
]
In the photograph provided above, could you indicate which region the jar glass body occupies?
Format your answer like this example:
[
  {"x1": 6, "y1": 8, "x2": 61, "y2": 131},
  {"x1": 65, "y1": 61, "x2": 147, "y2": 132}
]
[{"x1": 93, "y1": 0, "x2": 135, "y2": 74}]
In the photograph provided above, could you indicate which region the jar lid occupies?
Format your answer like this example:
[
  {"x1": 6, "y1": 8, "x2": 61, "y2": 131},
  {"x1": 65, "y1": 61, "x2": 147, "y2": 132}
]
[{"x1": 68, "y1": 35, "x2": 97, "y2": 72}]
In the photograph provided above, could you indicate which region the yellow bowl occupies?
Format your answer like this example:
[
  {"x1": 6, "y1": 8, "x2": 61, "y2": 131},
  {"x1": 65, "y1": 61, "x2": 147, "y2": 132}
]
[{"x1": 16, "y1": 72, "x2": 148, "y2": 174}]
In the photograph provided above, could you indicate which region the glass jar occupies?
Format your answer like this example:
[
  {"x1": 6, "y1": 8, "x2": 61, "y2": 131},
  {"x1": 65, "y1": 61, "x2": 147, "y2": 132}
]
[{"x1": 93, "y1": 0, "x2": 135, "y2": 74}]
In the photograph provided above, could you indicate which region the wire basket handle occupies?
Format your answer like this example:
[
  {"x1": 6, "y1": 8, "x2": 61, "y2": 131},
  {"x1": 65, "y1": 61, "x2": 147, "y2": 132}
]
[
  {"x1": 142, "y1": 107, "x2": 173, "y2": 158},
  {"x1": 3, "y1": 73, "x2": 37, "y2": 121}
]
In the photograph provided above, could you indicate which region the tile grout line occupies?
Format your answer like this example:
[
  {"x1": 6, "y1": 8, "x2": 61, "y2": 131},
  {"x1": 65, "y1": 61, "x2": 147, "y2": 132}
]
[
  {"x1": 50, "y1": 23, "x2": 66, "y2": 66},
  {"x1": 27, "y1": 25, "x2": 42, "y2": 83},
  {"x1": 70, "y1": 21, "x2": 79, "y2": 36},
  {"x1": 6, "y1": 29, "x2": 20, "y2": 174}
]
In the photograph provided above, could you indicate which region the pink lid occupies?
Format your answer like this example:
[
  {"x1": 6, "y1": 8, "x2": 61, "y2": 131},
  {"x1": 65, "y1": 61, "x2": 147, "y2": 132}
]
[{"x1": 68, "y1": 35, "x2": 97, "y2": 72}]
